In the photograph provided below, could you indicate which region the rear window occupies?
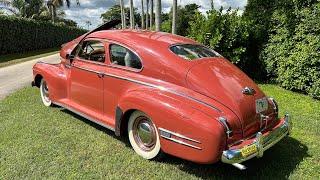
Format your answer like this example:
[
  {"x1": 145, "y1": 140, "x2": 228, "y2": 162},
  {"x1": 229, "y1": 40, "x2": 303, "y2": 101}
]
[{"x1": 170, "y1": 44, "x2": 220, "y2": 60}]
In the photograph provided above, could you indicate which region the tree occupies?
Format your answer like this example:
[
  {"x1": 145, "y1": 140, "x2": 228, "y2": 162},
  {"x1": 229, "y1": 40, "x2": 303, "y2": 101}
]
[
  {"x1": 141, "y1": 0, "x2": 145, "y2": 29},
  {"x1": 150, "y1": 0, "x2": 153, "y2": 29},
  {"x1": 188, "y1": 8, "x2": 249, "y2": 67},
  {"x1": 171, "y1": 0, "x2": 177, "y2": 34},
  {"x1": 101, "y1": 4, "x2": 140, "y2": 28},
  {"x1": 146, "y1": 0, "x2": 149, "y2": 29},
  {"x1": 0, "y1": 0, "x2": 45, "y2": 18},
  {"x1": 120, "y1": 0, "x2": 126, "y2": 28},
  {"x1": 162, "y1": 3, "x2": 200, "y2": 36},
  {"x1": 129, "y1": 0, "x2": 134, "y2": 28},
  {"x1": 46, "y1": 0, "x2": 80, "y2": 23},
  {"x1": 155, "y1": 0, "x2": 161, "y2": 31},
  {"x1": 262, "y1": 1, "x2": 320, "y2": 98}
]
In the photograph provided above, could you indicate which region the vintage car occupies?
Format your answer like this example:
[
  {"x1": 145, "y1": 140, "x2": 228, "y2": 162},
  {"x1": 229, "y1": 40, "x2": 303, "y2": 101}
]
[{"x1": 32, "y1": 20, "x2": 292, "y2": 167}]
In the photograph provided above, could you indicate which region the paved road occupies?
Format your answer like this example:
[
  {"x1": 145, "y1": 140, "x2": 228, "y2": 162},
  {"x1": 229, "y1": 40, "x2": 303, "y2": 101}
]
[{"x1": 0, "y1": 54, "x2": 60, "y2": 100}]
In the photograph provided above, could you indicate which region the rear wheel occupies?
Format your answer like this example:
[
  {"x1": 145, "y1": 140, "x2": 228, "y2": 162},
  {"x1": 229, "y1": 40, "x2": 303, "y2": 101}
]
[
  {"x1": 128, "y1": 111, "x2": 161, "y2": 159},
  {"x1": 40, "y1": 79, "x2": 52, "y2": 107}
]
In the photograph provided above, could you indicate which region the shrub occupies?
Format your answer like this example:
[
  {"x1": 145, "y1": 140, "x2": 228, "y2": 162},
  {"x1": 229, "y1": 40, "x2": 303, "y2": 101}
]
[
  {"x1": 263, "y1": 3, "x2": 320, "y2": 99},
  {"x1": 188, "y1": 9, "x2": 250, "y2": 76},
  {"x1": 0, "y1": 15, "x2": 87, "y2": 55}
]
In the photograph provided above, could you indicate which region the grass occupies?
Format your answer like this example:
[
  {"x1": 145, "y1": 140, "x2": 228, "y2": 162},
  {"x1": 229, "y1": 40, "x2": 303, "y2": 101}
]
[
  {"x1": 0, "y1": 48, "x2": 59, "y2": 68},
  {"x1": 0, "y1": 85, "x2": 319, "y2": 179}
]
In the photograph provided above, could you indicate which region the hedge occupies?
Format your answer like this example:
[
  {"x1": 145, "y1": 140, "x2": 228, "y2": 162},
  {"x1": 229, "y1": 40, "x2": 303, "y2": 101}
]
[
  {"x1": 0, "y1": 16, "x2": 87, "y2": 55},
  {"x1": 263, "y1": 2, "x2": 320, "y2": 99}
]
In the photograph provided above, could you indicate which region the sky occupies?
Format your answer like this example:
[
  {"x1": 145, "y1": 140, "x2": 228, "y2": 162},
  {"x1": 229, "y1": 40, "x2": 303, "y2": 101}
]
[{"x1": 62, "y1": 0, "x2": 247, "y2": 30}]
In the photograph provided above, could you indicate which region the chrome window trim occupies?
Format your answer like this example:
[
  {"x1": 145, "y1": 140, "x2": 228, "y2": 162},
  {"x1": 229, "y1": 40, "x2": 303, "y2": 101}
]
[
  {"x1": 75, "y1": 39, "x2": 107, "y2": 65},
  {"x1": 106, "y1": 40, "x2": 144, "y2": 72}
]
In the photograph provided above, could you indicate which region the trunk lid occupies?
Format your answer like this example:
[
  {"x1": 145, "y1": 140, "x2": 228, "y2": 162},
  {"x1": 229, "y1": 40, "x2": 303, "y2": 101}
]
[{"x1": 186, "y1": 58, "x2": 268, "y2": 137}]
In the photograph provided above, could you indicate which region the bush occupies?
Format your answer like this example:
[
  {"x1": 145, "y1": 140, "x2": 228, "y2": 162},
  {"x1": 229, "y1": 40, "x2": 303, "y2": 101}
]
[
  {"x1": 263, "y1": 2, "x2": 320, "y2": 99},
  {"x1": 188, "y1": 8, "x2": 250, "y2": 75},
  {"x1": 0, "y1": 15, "x2": 87, "y2": 55}
]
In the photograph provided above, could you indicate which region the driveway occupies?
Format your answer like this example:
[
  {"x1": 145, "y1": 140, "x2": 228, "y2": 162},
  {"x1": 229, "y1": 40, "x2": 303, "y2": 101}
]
[{"x1": 0, "y1": 53, "x2": 60, "y2": 100}]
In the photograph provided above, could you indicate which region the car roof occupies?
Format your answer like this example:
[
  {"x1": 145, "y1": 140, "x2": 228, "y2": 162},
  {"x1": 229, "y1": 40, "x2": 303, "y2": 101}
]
[{"x1": 86, "y1": 29, "x2": 198, "y2": 49}]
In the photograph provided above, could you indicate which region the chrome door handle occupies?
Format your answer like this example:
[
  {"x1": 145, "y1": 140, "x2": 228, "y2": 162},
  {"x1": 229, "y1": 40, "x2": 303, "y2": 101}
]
[{"x1": 97, "y1": 73, "x2": 104, "y2": 78}]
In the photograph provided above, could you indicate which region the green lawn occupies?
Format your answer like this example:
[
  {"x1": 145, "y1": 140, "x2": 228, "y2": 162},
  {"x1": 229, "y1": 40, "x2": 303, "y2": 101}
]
[
  {"x1": 0, "y1": 85, "x2": 319, "y2": 179},
  {"x1": 0, "y1": 48, "x2": 59, "y2": 68}
]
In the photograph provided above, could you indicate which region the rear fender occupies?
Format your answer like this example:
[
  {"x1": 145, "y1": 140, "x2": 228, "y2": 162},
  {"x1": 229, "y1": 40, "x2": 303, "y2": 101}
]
[{"x1": 118, "y1": 88, "x2": 226, "y2": 164}]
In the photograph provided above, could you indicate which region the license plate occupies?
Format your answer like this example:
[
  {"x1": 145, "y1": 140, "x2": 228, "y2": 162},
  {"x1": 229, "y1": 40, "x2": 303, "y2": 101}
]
[
  {"x1": 240, "y1": 144, "x2": 257, "y2": 157},
  {"x1": 256, "y1": 98, "x2": 268, "y2": 113}
]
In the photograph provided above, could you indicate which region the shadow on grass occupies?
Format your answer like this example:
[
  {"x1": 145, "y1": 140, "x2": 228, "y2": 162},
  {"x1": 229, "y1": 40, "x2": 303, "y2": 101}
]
[
  {"x1": 60, "y1": 108, "x2": 308, "y2": 179},
  {"x1": 160, "y1": 137, "x2": 308, "y2": 179},
  {"x1": 59, "y1": 108, "x2": 131, "y2": 147}
]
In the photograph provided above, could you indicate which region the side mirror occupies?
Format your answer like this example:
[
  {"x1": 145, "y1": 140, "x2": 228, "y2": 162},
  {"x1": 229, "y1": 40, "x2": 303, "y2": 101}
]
[
  {"x1": 66, "y1": 53, "x2": 75, "y2": 60},
  {"x1": 65, "y1": 54, "x2": 75, "y2": 67}
]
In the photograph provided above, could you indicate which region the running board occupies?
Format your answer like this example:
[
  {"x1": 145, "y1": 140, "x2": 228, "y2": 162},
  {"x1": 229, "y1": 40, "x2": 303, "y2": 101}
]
[{"x1": 53, "y1": 102, "x2": 115, "y2": 132}]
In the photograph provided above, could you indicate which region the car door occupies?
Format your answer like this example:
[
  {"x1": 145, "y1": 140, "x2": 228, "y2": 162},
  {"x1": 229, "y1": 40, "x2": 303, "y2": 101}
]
[
  {"x1": 103, "y1": 43, "x2": 143, "y2": 125},
  {"x1": 70, "y1": 39, "x2": 107, "y2": 120}
]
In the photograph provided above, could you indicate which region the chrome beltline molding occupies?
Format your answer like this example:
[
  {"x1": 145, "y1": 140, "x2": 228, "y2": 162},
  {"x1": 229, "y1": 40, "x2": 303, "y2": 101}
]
[
  {"x1": 72, "y1": 65, "x2": 221, "y2": 113},
  {"x1": 53, "y1": 101, "x2": 115, "y2": 131},
  {"x1": 158, "y1": 127, "x2": 202, "y2": 150}
]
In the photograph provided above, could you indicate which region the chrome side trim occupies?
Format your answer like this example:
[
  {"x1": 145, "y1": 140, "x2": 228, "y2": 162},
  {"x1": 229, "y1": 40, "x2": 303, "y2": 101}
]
[
  {"x1": 103, "y1": 73, "x2": 221, "y2": 112},
  {"x1": 53, "y1": 102, "x2": 115, "y2": 131},
  {"x1": 158, "y1": 128, "x2": 202, "y2": 150},
  {"x1": 71, "y1": 65, "x2": 221, "y2": 112},
  {"x1": 72, "y1": 65, "x2": 103, "y2": 75},
  {"x1": 159, "y1": 128, "x2": 201, "y2": 143}
]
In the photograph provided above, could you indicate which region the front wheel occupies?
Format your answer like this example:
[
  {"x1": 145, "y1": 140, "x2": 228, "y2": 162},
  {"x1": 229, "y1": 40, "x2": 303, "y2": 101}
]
[
  {"x1": 40, "y1": 78, "x2": 52, "y2": 107},
  {"x1": 128, "y1": 111, "x2": 161, "y2": 160}
]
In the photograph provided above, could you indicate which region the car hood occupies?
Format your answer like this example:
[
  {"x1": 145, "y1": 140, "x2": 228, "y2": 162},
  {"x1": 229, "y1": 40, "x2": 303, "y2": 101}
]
[{"x1": 186, "y1": 58, "x2": 267, "y2": 137}]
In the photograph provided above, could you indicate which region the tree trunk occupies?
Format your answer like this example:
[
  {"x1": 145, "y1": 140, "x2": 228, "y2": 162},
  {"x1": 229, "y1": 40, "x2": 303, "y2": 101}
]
[
  {"x1": 172, "y1": 0, "x2": 177, "y2": 34},
  {"x1": 129, "y1": 0, "x2": 134, "y2": 29},
  {"x1": 51, "y1": 6, "x2": 55, "y2": 23},
  {"x1": 155, "y1": 0, "x2": 161, "y2": 31},
  {"x1": 120, "y1": 0, "x2": 126, "y2": 29},
  {"x1": 141, "y1": 0, "x2": 145, "y2": 29},
  {"x1": 150, "y1": 0, "x2": 153, "y2": 29},
  {"x1": 211, "y1": 0, "x2": 214, "y2": 10},
  {"x1": 146, "y1": 0, "x2": 149, "y2": 29}
]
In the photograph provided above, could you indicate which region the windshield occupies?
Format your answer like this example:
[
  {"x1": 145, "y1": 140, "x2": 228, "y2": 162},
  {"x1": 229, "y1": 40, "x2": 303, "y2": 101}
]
[{"x1": 170, "y1": 44, "x2": 221, "y2": 61}]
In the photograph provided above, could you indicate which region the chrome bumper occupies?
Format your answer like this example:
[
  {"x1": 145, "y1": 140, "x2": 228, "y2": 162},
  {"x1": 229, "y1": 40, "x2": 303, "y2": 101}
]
[{"x1": 221, "y1": 114, "x2": 292, "y2": 164}]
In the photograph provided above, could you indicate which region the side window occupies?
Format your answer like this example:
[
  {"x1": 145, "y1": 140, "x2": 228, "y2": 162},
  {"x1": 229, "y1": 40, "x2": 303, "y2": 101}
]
[
  {"x1": 110, "y1": 44, "x2": 142, "y2": 70},
  {"x1": 77, "y1": 40, "x2": 105, "y2": 63}
]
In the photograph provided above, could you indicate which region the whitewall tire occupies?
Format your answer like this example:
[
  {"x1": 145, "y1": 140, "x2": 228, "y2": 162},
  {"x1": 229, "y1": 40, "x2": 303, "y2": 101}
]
[
  {"x1": 128, "y1": 111, "x2": 161, "y2": 160},
  {"x1": 40, "y1": 79, "x2": 52, "y2": 107}
]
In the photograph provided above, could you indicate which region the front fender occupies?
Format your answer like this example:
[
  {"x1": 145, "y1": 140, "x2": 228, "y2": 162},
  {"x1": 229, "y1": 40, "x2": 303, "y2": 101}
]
[
  {"x1": 118, "y1": 88, "x2": 226, "y2": 164},
  {"x1": 32, "y1": 62, "x2": 68, "y2": 101}
]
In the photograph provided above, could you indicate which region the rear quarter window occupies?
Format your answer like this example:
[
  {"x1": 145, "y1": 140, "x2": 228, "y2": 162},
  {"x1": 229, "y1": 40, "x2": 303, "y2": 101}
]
[{"x1": 170, "y1": 44, "x2": 221, "y2": 61}]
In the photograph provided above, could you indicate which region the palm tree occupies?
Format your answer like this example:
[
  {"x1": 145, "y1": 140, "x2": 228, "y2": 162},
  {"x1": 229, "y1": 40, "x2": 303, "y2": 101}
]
[
  {"x1": 85, "y1": 20, "x2": 91, "y2": 30},
  {"x1": 129, "y1": 0, "x2": 134, "y2": 29},
  {"x1": 155, "y1": 0, "x2": 161, "y2": 31},
  {"x1": 120, "y1": 0, "x2": 126, "y2": 28},
  {"x1": 150, "y1": 0, "x2": 153, "y2": 29},
  {"x1": 0, "y1": 0, "x2": 35, "y2": 17},
  {"x1": 172, "y1": 0, "x2": 177, "y2": 34},
  {"x1": 0, "y1": 0, "x2": 55, "y2": 19},
  {"x1": 47, "y1": 0, "x2": 79, "y2": 23},
  {"x1": 141, "y1": 0, "x2": 145, "y2": 29},
  {"x1": 146, "y1": 0, "x2": 149, "y2": 29}
]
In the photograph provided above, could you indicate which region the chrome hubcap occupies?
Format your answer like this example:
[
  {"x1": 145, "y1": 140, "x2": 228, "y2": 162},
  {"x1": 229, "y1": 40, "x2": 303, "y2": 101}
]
[{"x1": 133, "y1": 116, "x2": 156, "y2": 151}]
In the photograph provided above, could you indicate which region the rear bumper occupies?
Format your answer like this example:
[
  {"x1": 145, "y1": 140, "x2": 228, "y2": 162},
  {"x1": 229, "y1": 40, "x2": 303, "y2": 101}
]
[{"x1": 221, "y1": 114, "x2": 292, "y2": 164}]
